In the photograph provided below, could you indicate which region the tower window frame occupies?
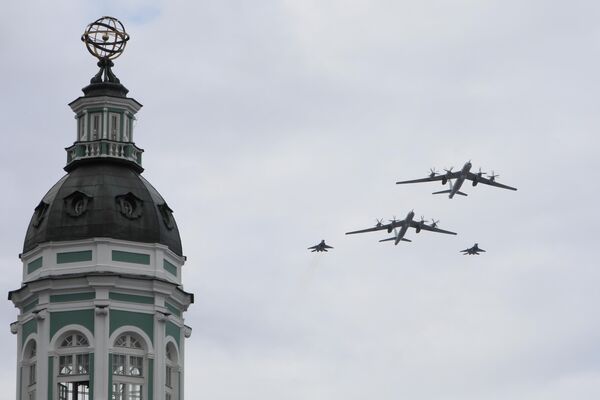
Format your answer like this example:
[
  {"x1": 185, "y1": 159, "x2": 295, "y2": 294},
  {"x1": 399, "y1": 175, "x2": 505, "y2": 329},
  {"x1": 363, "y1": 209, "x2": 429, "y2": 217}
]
[
  {"x1": 112, "y1": 333, "x2": 148, "y2": 400},
  {"x1": 55, "y1": 330, "x2": 91, "y2": 400},
  {"x1": 109, "y1": 112, "x2": 121, "y2": 141}
]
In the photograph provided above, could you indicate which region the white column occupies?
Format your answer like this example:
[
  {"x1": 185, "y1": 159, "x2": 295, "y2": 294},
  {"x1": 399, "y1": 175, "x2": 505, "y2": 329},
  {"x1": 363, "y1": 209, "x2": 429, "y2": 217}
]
[
  {"x1": 93, "y1": 299, "x2": 109, "y2": 400},
  {"x1": 154, "y1": 312, "x2": 167, "y2": 399},
  {"x1": 35, "y1": 310, "x2": 49, "y2": 400}
]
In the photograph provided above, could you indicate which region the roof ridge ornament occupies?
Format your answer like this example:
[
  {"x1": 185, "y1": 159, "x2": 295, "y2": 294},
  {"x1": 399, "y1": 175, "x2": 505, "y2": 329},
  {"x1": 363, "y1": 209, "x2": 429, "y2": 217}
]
[{"x1": 81, "y1": 16, "x2": 130, "y2": 85}]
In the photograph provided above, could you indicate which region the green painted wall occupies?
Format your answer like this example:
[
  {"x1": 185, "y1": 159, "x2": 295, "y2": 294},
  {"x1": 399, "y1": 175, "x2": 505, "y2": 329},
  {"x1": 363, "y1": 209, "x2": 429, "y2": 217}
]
[
  {"x1": 110, "y1": 310, "x2": 154, "y2": 345},
  {"x1": 48, "y1": 356, "x2": 54, "y2": 400},
  {"x1": 112, "y1": 250, "x2": 150, "y2": 265},
  {"x1": 50, "y1": 292, "x2": 95, "y2": 303},
  {"x1": 165, "y1": 302, "x2": 181, "y2": 317},
  {"x1": 163, "y1": 259, "x2": 177, "y2": 276},
  {"x1": 23, "y1": 299, "x2": 38, "y2": 313},
  {"x1": 22, "y1": 319, "x2": 37, "y2": 346},
  {"x1": 109, "y1": 292, "x2": 154, "y2": 304},
  {"x1": 50, "y1": 309, "x2": 94, "y2": 340},
  {"x1": 56, "y1": 250, "x2": 92, "y2": 264},
  {"x1": 166, "y1": 321, "x2": 180, "y2": 347},
  {"x1": 27, "y1": 257, "x2": 43, "y2": 273}
]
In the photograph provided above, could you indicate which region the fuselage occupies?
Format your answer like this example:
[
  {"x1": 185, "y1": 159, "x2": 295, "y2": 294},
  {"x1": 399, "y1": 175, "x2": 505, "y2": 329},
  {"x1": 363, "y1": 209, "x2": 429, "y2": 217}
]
[
  {"x1": 395, "y1": 211, "x2": 414, "y2": 244},
  {"x1": 449, "y1": 161, "x2": 471, "y2": 198}
]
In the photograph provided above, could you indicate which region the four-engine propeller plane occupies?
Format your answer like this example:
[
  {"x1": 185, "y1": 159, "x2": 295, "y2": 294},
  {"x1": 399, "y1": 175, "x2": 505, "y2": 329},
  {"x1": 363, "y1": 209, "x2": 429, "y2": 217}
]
[
  {"x1": 396, "y1": 161, "x2": 517, "y2": 199},
  {"x1": 345, "y1": 210, "x2": 457, "y2": 245},
  {"x1": 460, "y1": 243, "x2": 486, "y2": 255},
  {"x1": 308, "y1": 240, "x2": 334, "y2": 252}
]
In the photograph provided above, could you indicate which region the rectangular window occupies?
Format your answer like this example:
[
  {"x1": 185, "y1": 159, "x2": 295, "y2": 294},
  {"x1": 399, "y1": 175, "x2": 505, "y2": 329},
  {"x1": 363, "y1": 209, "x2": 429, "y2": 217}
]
[
  {"x1": 92, "y1": 114, "x2": 100, "y2": 139},
  {"x1": 112, "y1": 383, "x2": 125, "y2": 400},
  {"x1": 129, "y1": 356, "x2": 143, "y2": 377},
  {"x1": 79, "y1": 117, "x2": 85, "y2": 141},
  {"x1": 59, "y1": 355, "x2": 73, "y2": 375},
  {"x1": 77, "y1": 354, "x2": 89, "y2": 374},
  {"x1": 165, "y1": 365, "x2": 172, "y2": 388},
  {"x1": 112, "y1": 354, "x2": 126, "y2": 375},
  {"x1": 29, "y1": 363, "x2": 36, "y2": 385},
  {"x1": 128, "y1": 384, "x2": 142, "y2": 400},
  {"x1": 110, "y1": 113, "x2": 120, "y2": 140}
]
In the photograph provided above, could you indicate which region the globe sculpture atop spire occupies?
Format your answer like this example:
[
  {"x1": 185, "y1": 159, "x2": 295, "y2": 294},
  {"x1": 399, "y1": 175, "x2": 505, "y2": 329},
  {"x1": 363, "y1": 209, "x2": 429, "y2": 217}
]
[
  {"x1": 81, "y1": 16, "x2": 129, "y2": 60},
  {"x1": 81, "y1": 16, "x2": 130, "y2": 87}
]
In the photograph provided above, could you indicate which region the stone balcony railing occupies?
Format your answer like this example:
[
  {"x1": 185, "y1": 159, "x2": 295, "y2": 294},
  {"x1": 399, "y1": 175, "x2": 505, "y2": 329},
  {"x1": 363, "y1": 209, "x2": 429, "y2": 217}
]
[{"x1": 65, "y1": 140, "x2": 144, "y2": 170}]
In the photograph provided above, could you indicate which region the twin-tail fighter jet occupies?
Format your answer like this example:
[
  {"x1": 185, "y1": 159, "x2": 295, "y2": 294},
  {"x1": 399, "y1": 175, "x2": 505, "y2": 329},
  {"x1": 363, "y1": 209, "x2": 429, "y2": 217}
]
[
  {"x1": 396, "y1": 161, "x2": 517, "y2": 199},
  {"x1": 460, "y1": 243, "x2": 486, "y2": 255},
  {"x1": 308, "y1": 240, "x2": 334, "y2": 252},
  {"x1": 345, "y1": 210, "x2": 457, "y2": 245}
]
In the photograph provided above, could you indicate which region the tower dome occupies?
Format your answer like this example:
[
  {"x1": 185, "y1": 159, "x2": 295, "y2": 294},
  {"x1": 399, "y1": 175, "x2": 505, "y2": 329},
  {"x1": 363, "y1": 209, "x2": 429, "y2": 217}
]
[{"x1": 23, "y1": 163, "x2": 183, "y2": 256}]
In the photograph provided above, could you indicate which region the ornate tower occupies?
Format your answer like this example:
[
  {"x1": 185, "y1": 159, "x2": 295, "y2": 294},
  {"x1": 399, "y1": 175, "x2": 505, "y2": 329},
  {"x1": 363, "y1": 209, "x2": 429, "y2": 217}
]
[{"x1": 9, "y1": 17, "x2": 193, "y2": 400}]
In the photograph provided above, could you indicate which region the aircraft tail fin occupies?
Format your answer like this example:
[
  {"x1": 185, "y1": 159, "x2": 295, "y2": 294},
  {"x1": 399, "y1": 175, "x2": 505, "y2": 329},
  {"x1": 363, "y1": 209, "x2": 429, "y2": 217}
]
[{"x1": 432, "y1": 189, "x2": 451, "y2": 195}]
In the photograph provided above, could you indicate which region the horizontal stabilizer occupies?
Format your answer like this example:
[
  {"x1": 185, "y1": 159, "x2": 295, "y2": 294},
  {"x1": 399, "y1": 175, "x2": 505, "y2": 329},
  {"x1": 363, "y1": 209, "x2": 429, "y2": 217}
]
[
  {"x1": 379, "y1": 237, "x2": 411, "y2": 243},
  {"x1": 432, "y1": 189, "x2": 451, "y2": 195},
  {"x1": 456, "y1": 191, "x2": 468, "y2": 196}
]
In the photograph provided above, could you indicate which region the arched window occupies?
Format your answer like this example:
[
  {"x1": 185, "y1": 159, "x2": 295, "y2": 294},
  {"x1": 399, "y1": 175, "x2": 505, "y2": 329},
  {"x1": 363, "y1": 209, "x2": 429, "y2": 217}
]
[
  {"x1": 112, "y1": 333, "x2": 147, "y2": 400},
  {"x1": 22, "y1": 339, "x2": 36, "y2": 400},
  {"x1": 165, "y1": 342, "x2": 179, "y2": 400},
  {"x1": 56, "y1": 331, "x2": 90, "y2": 400}
]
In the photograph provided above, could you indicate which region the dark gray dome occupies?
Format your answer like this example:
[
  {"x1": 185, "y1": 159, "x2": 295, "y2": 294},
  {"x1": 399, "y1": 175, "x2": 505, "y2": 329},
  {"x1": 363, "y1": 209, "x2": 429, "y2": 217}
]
[{"x1": 23, "y1": 162, "x2": 182, "y2": 256}]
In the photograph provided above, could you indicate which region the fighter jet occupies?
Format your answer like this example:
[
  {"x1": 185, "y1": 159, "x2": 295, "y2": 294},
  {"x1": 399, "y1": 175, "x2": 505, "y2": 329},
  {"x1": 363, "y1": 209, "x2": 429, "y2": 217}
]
[
  {"x1": 396, "y1": 161, "x2": 517, "y2": 199},
  {"x1": 346, "y1": 210, "x2": 457, "y2": 245},
  {"x1": 460, "y1": 243, "x2": 486, "y2": 255},
  {"x1": 308, "y1": 240, "x2": 334, "y2": 252}
]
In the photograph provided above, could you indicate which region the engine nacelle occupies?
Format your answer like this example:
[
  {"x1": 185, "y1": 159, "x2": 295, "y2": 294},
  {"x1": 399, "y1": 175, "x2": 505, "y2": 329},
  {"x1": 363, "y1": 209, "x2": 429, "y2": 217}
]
[
  {"x1": 416, "y1": 226, "x2": 421, "y2": 233},
  {"x1": 442, "y1": 178, "x2": 447, "y2": 185},
  {"x1": 472, "y1": 180, "x2": 478, "y2": 187}
]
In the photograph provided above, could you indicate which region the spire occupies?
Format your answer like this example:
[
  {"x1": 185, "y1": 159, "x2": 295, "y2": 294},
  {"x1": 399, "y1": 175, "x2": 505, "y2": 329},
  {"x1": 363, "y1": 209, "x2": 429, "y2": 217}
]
[{"x1": 65, "y1": 17, "x2": 144, "y2": 173}]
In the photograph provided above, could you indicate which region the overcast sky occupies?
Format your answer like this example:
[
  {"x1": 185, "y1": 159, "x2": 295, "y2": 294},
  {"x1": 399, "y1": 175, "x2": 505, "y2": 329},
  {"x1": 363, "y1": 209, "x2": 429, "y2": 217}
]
[{"x1": 2, "y1": 1, "x2": 600, "y2": 399}]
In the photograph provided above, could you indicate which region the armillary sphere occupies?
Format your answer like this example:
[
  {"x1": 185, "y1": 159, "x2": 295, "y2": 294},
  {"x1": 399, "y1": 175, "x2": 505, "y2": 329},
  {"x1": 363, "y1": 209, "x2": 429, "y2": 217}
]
[{"x1": 81, "y1": 16, "x2": 129, "y2": 60}]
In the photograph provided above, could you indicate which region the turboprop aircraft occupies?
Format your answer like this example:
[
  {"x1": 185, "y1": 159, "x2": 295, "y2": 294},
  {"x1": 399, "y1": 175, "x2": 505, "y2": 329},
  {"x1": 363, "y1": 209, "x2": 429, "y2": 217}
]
[
  {"x1": 396, "y1": 161, "x2": 517, "y2": 199},
  {"x1": 345, "y1": 211, "x2": 457, "y2": 245}
]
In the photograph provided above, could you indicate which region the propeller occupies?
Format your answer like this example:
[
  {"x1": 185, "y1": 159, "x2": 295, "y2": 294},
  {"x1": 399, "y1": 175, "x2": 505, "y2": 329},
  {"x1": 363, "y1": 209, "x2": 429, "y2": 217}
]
[
  {"x1": 430, "y1": 219, "x2": 439, "y2": 228},
  {"x1": 428, "y1": 168, "x2": 439, "y2": 178},
  {"x1": 444, "y1": 167, "x2": 454, "y2": 174},
  {"x1": 488, "y1": 171, "x2": 499, "y2": 181},
  {"x1": 375, "y1": 218, "x2": 384, "y2": 227},
  {"x1": 477, "y1": 167, "x2": 486, "y2": 177},
  {"x1": 419, "y1": 215, "x2": 426, "y2": 224}
]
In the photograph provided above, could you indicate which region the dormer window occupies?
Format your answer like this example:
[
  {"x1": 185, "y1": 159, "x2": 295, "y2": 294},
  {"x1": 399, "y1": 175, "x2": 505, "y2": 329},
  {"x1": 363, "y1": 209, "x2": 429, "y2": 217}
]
[{"x1": 110, "y1": 113, "x2": 120, "y2": 140}]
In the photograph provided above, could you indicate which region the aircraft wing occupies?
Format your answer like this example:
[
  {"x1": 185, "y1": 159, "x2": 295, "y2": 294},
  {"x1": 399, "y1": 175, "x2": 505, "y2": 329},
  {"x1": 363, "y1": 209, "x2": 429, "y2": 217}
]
[
  {"x1": 396, "y1": 172, "x2": 460, "y2": 185},
  {"x1": 324, "y1": 244, "x2": 334, "y2": 249},
  {"x1": 414, "y1": 222, "x2": 457, "y2": 235},
  {"x1": 467, "y1": 173, "x2": 517, "y2": 191},
  {"x1": 307, "y1": 245, "x2": 318, "y2": 250},
  {"x1": 346, "y1": 219, "x2": 406, "y2": 235}
]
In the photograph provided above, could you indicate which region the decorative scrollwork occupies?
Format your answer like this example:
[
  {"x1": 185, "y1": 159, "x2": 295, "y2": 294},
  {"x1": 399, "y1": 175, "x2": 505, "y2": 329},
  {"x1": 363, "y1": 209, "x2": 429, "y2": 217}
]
[
  {"x1": 32, "y1": 201, "x2": 50, "y2": 228},
  {"x1": 157, "y1": 203, "x2": 175, "y2": 230},
  {"x1": 64, "y1": 191, "x2": 93, "y2": 217},
  {"x1": 116, "y1": 192, "x2": 143, "y2": 220}
]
